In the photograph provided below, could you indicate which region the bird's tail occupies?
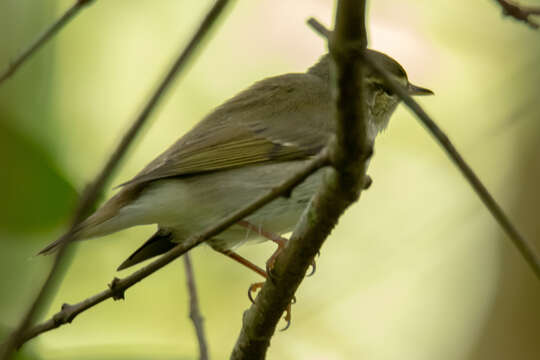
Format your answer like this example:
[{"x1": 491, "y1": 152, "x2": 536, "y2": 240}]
[
  {"x1": 116, "y1": 229, "x2": 175, "y2": 270},
  {"x1": 37, "y1": 183, "x2": 150, "y2": 255},
  {"x1": 37, "y1": 196, "x2": 132, "y2": 255},
  {"x1": 37, "y1": 229, "x2": 80, "y2": 255},
  {"x1": 37, "y1": 211, "x2": 131, "y2": 255}
]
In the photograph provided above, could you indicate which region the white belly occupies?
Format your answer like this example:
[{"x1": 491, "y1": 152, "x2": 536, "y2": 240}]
[{"x1": 119, "y1": 161, "x2": 329, "y2": 250}]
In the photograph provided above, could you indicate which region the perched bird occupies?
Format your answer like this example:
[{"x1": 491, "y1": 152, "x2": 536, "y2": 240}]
[{"x1": 39, "y1": 50, "x2": 432, "y2": 275}]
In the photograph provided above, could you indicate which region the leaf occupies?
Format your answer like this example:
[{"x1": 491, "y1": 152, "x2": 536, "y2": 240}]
[{"x1": 0, "y1": 115, "x2": 77, "y2": 235}]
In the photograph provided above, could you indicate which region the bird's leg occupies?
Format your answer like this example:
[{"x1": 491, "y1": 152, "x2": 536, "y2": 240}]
[
  {"x1": 237, "y1": 220, "x2": 316, "y2": 277},
  {"x1": 214, "y1": 248, "x2": 293, "y2": 330}
]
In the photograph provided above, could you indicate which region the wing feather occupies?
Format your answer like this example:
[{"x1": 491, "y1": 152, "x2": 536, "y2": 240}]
[{"x1": 120, "y1": 72, "x2": 331, "y2": 187}]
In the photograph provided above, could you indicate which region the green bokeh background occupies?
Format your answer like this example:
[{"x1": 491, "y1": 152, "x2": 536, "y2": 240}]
[{"x1": 1, "y1": 1, "x2": 539, "y2": 359}]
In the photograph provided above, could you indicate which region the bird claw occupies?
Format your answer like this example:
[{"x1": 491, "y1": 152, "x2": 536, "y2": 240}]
[
  {"x1": 247, "y1": 281, "x2": 296, "y2": 330},
  {"x1": 248, "y1": 282, "x2": 264, "y2": 304},
  {"x1": 265, "y1": 241, "x2": 286, "y2": 282},
  {"x1": 265, "y1": 257, "x2": 277, "y2": 282},
  {"x1": 306, "y1": 259, "x2": 317, "y2": 277},
  {"x1": 280, "y1": 300, "x2": 296, "y2": 331},
  {"x1": 235, "y1": 221, "x2": 306, "y2": 331},
  {"x1": 363, "y1": 174, "x2": 373, "y2": 190}
]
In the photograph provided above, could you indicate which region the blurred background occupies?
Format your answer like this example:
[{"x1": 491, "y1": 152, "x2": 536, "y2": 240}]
[{"x1": 1, "y1": 0, "x2": 539, "y2": 359}]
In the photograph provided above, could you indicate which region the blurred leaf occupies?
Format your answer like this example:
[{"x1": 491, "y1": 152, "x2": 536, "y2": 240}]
[
  {"x1": 0, "y1": 0, "x2": 60, "y2": 148},
  {"x1": 0, "y1": 116, "x2": 77, "y2": 235}
]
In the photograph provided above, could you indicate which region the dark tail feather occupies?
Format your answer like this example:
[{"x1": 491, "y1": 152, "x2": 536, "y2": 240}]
[
  {"x1": 37, "y1": 231, "x2": 74, "y2": 255},
  {"x1": 117, "y1": 229, "x2": 176, "y2": 271}
]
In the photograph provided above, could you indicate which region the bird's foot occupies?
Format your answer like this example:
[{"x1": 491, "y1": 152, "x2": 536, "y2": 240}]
[{"x1": 248, "y1": 281, "x2": 295, "y2": 331}]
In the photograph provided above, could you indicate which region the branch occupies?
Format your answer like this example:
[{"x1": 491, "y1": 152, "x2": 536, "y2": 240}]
[
  {"x1": 231, "y1": 1, "x2": 370, "y2": 359},
  {"x1": 0, "y1": 0, "x2": 95, "y2": 85},
  {"x1": 306, "y1": 18, "x2": 330, "y2": 38},
  {"x1": 308, "y1": 18, "x2": 540, "y2": 279},
  {"x1": 365, "y1": 55, "x2": 540, "y2": 279},
  {"x1": 0, "y1": 0, "x2": 233, "y2": 358},
  {"x1": 495, "y1": 0, "x2": 540, "y2": 29},
  {"x1": 16, "y1": 150, "x2": 330, "y2": 347},
  {"x1": 183, "y1": 254, "x2": 209, "y2": 360}
]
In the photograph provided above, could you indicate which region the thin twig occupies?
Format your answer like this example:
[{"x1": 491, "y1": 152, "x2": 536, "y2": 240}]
[
  {"x1": 366, "y1": 56, "x2": 540, "y2": 279},
  {"x1": 307, "y1": 17, "x2": 540, "y2": 279},
  {"x1": 306, "y1": 18, "x2": 330, "y2": 38},
  {"x1": 17, "y1": 150, "x2": 330, "y2": 347},
  {"x1": 183, "y1": 254, "x2": 209, "y2": 360},
  {"x1": 0, "y1": 1, "x2": 233, "y2": 358},
  {"x1": 231, "y1": 1, "x2": 369, "y2": 358},
  {"x1": 0, "y1": 0, "x2": 95, "y2": 85},
  {"x1": 494, "y1": 0, "x2": 540, "y2": 29}
]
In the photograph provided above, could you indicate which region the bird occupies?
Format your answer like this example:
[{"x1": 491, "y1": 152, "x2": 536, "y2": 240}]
[{"x1": 39, "y1": 50, "x2": 432, "y2": 276}]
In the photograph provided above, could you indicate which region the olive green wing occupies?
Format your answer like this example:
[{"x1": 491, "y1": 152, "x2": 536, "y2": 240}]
[{"x1": 120, "y1": 72, "x2": 331, "y2": 188}]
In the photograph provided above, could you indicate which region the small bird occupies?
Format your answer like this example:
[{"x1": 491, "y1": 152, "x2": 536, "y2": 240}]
[{"x1": 39, "y1": 50, "x2": 432, "y2": 274}]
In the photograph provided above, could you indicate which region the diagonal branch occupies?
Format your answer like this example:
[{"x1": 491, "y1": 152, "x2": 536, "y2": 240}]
[
  {"x1": 231, "y1": 1, "x2": 370, "y2": 359},
  {"x1": 307, "y1": 18, "x2": 540, "y2": 279},
  {"x1": 183, "y1": 254, "x2": 209, "y2": 360},
  {"x1": 0, "y1": 0, "x2": 95, "y2": 85},
  {"x1": 494, "y1": 0, "x2": 540, "y2": 29},
  {"x1": 0, "y1": 1, "x2": 233, "y2": 358},
  {"x1": 365, "y1": 56, "x2": 540, "y2": 279},
  {"x1": 16, "y1": 150, "x2": 330, "y2": 347}
]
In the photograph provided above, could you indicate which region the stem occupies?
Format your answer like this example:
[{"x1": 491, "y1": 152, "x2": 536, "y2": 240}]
[{"x1": 0, "y1": 1, "x2": 234, "y2": 358}]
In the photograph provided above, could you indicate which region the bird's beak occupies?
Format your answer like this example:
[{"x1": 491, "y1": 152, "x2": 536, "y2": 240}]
[{"x1": 408, "y1": 83, "x2": 434, "y2": 96}]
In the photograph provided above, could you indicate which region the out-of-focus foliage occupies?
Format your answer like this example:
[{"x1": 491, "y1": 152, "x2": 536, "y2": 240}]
[
  {"x1": 0, "y1": 0, "x2": 539, "y2": 359},
  {"x1": 0, "y1": 119, "x2": 77, "y2": 234},
  {"x1": 0, "y1": 0, "x2": 76, "y2": 234},
  {"x1": 0, "y1": 0, "x2": 77, "y2": 348}
]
